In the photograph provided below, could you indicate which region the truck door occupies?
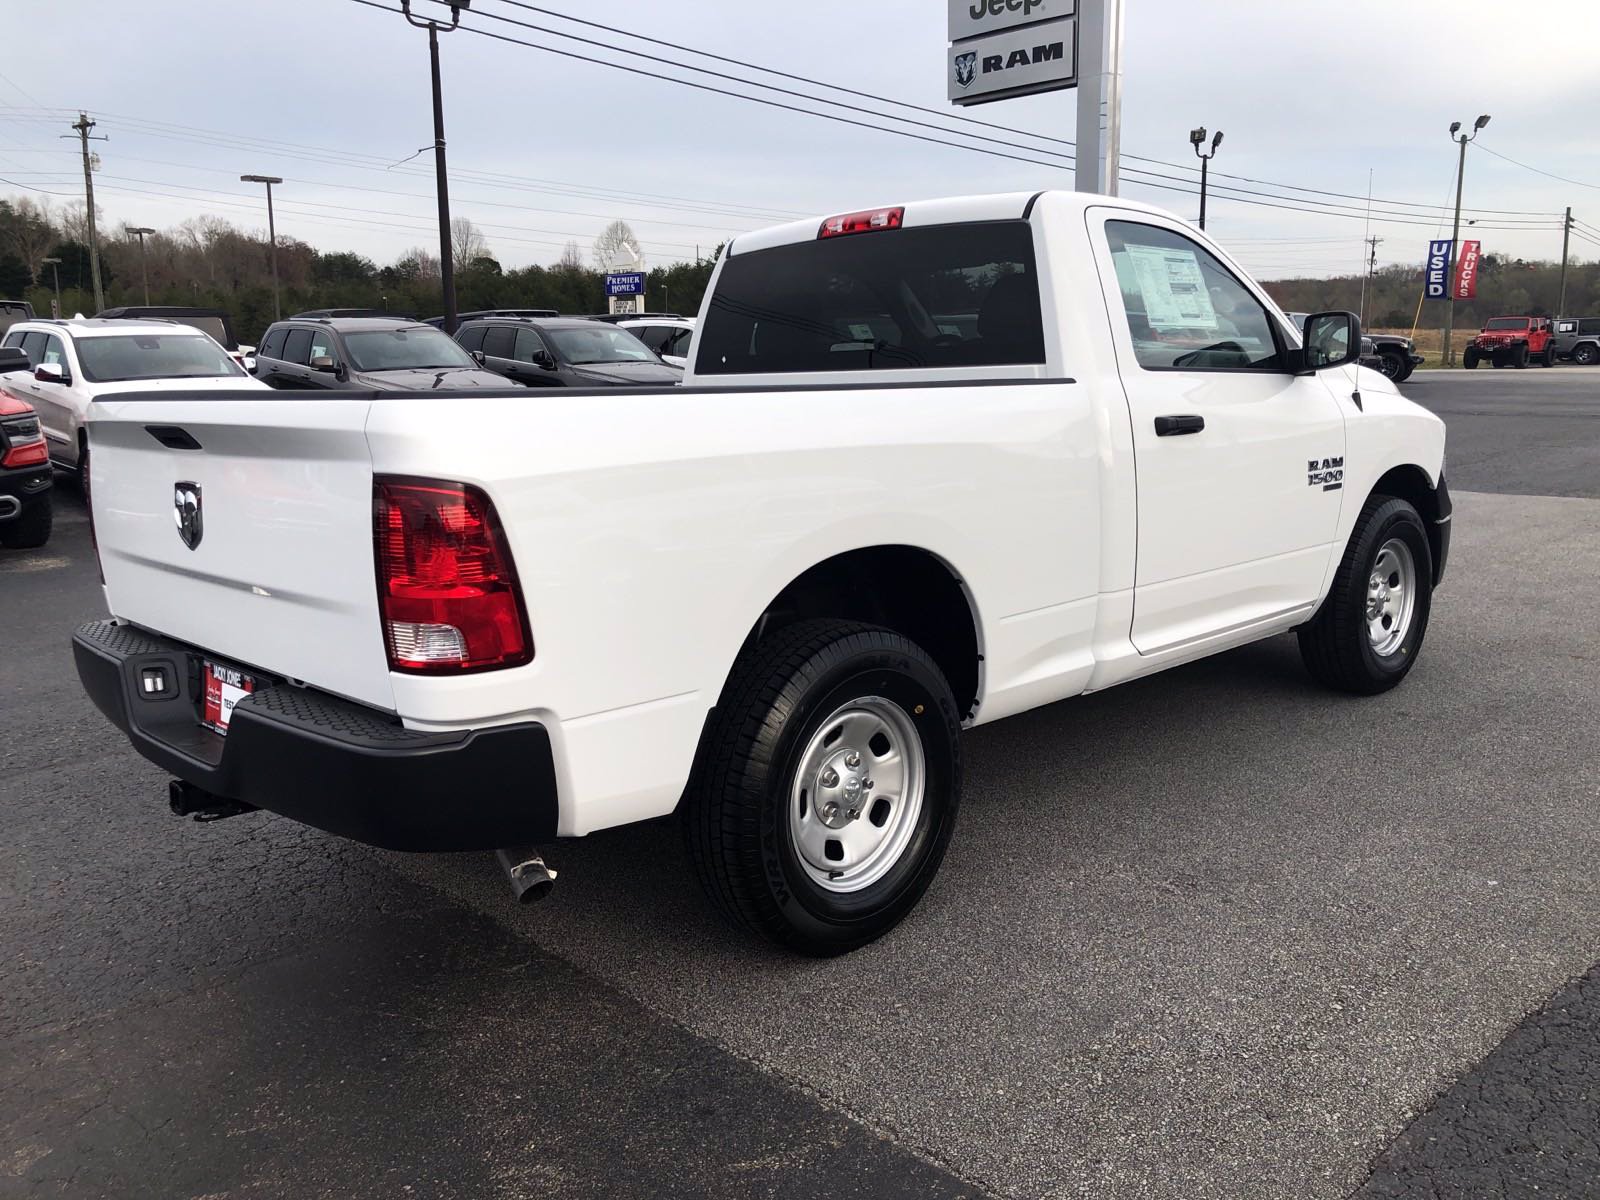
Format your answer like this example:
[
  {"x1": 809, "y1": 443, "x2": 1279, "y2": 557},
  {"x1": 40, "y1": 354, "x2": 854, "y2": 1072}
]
[{"x1": 1088, "y1": 210, "x2": 1348, "y2": 655}]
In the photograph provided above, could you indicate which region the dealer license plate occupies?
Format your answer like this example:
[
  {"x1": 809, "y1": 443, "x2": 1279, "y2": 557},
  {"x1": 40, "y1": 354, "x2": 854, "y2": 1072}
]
[{"x1": 201, "y1": 659, "x2": 256, "y2": 735}]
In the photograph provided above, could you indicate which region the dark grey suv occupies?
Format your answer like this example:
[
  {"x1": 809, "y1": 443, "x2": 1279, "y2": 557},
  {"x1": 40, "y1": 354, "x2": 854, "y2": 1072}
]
[
  {"x1": 454, "y1": 317, "x2": 682, "y2": 388},
  {"x1": 1553, "y1": 316, "x2": 1600, "y2": 366},
  {"x1": 251, "y1": 317, "x2": 511, "y2": 390}
]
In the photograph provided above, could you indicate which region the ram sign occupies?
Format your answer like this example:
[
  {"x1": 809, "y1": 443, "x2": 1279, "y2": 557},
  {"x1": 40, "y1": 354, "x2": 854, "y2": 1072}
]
[{"x1": 948, "y1": 21, "x2": 1077, "y2": 105}]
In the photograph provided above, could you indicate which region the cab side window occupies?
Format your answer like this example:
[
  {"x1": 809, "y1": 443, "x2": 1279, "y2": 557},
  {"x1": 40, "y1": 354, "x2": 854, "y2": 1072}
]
[
  {"x1": 456, "y1": 325, "x2": 486, "y2": 352},
  {"x1": 481, "y1": 326, "x2": 516, "y2": 359},
  {"x1": 40, "y1": 334, "x2": 68, "y2": 371},
  {"x1": 634, "y1": 326, "x2": 670, "y2": 353},
  {"x1": 258, "y1": 327, "x2": 288, "y2": 360},
  {"x1": 665, "y1": 327, "x2": 694, "y2": 359},
  {"x1": 308, "y1": 330, "x2": 339, "y2": 363},
  {"x1": 1106, "y1": 220, "x2": 1283, "y2": 371},
  {"x1": 513, "y1": 328, "x2": 547, "y2": 362},
  {"x1": 281, "y1": 329, "x2": 313, "y2": 365}
]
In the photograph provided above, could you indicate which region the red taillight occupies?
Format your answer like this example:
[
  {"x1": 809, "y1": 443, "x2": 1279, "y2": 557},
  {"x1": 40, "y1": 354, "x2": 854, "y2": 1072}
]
[
  {"x1": 0, "y1": 439, "x2": 46, "y2": 467},
  {"x1": 373, "y1": 478, "x2": 533, "y2": 674},
  {"x1": 818, "y1": 206, "x2": 904, "y2": 239}
]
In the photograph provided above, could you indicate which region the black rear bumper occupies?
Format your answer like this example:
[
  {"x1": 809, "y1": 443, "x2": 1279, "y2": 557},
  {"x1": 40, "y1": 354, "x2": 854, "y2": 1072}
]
[{"x1": 73, "y1": 620, "x2": 559, "y2": 851}]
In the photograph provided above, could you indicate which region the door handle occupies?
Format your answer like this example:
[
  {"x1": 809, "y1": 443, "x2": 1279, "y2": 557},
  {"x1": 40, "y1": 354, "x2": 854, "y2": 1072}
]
[{"x1": 1155, "y1": 414, "x2": 1205, "y2": 437}]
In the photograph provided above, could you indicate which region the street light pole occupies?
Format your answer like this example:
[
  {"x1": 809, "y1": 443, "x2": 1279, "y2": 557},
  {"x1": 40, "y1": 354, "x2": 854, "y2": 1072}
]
[
  {"x1": 1190, "y1": 127, "x2": 1223, "y2": 231},
  {"x1": 40, "y1": 256, "x2": 61, "y2": 318},
  {"x1": 1441, "y1": 114, "x2": 1490, "y2": 368},
  {"x1": 128, "y1": 226, "x2": 156, "y2": 305},
  {"x1": 240, "y1": 175, "x2": 283, "y2": 321},
  {"x1": 402, "y1": 0, "x2": 469, "y2": 335}
]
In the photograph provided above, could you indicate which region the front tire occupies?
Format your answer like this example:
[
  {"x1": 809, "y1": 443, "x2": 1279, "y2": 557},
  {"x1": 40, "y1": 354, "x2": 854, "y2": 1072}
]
[
  {"x1": 685, "y1": 619, "x2": 962, "y2": 956},
  {"x1": 1462, "y1": 347, "x2": 1479, "y2": 369},
  {"x1": 1513, "y1": 344, "x2": 1529, "y2": 368},
  {"x1": 1378, "y1": 349, "x2": 1407, "y2": 380},
  {"x1": 1298, "y1": 495, "x2": 1433, "y2": 695}
]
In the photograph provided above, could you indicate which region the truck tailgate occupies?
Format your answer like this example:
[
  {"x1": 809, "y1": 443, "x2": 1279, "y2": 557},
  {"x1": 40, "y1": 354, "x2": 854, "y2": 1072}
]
[{"x1": 89, "y1": 397, "x2": 394, "y2": 711}]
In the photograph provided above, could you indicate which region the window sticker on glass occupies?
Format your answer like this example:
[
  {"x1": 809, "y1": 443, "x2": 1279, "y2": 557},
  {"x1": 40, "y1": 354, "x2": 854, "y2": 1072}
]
[{"x1": 1122, "y1": 243, "x2": 1218, "y2": 330}]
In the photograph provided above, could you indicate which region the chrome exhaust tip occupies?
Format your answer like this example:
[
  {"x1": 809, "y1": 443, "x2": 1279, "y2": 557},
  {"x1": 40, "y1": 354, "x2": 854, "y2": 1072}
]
[{"x1": 496, "y1": 847, "x2": 558, "y2": 903}]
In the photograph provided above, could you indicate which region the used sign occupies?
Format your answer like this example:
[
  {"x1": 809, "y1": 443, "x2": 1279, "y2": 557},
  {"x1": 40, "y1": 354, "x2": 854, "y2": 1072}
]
[
  {"x1": 1424, "y1": 239, "x2": 1453, "y2": 300},
  {"x1": 948, "y1": 0, "x2": 1075, "y2": 41},
  {"x1": 949, "y1": 21, "x2": 1077, "y2": 105}
]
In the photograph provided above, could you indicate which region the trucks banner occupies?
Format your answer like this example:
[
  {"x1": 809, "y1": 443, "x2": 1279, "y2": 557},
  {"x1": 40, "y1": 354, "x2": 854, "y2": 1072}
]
[
  {"x1": 1424, "y1": 239, "x2": 1453, "y2": 300},
  {"x1": 1452, "y1": 240, "x2": 1481, "y2": 301}
]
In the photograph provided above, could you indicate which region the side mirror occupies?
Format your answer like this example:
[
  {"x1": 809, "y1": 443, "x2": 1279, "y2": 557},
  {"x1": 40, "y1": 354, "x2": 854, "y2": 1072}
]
[
  {"x1": 471, "y1": 350, "x2": 486, "y2": 366},
  {"x1": 1299, "y1": 311, "x2": 1360, "y2": 373},
  {"x1": 536, "y1": 350, "x2": 556, "y2": 370},
  {"x1": 244, "y1": 357, "x2": 258, "y2": 374},
  {"x1": 34, "y1": 362, "x2": 66, "y2": 385},
  {"x1": 309, "y1": 355, "x2": 339, "y2": 373}
]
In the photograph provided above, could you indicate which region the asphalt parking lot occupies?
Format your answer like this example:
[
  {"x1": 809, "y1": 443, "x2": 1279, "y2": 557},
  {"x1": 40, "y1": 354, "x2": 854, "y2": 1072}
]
[{"x1": 3, "y1": 368, "x2": 1598, "y2": 1199}]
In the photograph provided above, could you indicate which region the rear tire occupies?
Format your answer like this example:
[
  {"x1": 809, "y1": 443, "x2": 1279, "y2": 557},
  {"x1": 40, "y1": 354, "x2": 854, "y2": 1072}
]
[
  {"x1": 1298, "y1": 495, "x2": 1433, "y2": 696},
  {"x1": 1542, "y1": 345, "x2": 1557, "y2": 367},
  {"x1": 684, "y1": 619, "x2": 962, "y2": 956},
  {"x1": 1574, "y1": 344, "x2": 1599, "y2": 366},
  {"x1": 0, "y1": 497, "x2": 51, "y2": 549}
]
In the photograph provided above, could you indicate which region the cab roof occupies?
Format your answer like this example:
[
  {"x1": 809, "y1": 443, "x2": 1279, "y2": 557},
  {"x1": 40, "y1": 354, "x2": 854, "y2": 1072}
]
[
  {"x1": 12, "y1": 317, "x2": 217, "y2": 338},
  {"x1": 726, "y1": 189, "x2": 1182, "y2": 256}
]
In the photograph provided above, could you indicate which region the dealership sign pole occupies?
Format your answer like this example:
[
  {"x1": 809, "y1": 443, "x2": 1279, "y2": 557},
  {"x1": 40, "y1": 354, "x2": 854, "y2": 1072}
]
[{"x1": 948, "y1": 0, "x2": 1122, "y2": 195}]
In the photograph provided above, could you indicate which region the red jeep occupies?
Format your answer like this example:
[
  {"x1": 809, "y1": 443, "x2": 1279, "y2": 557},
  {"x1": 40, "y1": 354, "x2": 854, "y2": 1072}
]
[{"x1": 1464, "y1": 316, "x2": 1556, "y2": 369}]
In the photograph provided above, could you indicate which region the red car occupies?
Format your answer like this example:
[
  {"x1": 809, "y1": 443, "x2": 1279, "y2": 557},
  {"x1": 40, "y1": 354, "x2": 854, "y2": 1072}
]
[
  {"x1": 0, "y1": 349, "x2": 53, "y2": 549},
  {"x1": 1463, "y1": 316, "x2": 1557, "y2": 369}
]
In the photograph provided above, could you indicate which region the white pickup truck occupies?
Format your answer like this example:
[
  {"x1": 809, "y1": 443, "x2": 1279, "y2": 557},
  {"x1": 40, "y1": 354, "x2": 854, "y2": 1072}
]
[{"x1": 74, "y1": 191, "x2": 1449, "y2": 955}]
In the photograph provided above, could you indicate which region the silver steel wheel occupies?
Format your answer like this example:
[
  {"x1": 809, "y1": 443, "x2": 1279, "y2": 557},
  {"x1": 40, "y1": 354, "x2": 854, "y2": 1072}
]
[
  {"x1": 788, "y1": 696, "x2": 925, "y2": 894},
  {"x1": 1366, "y1": 538, "x2": 1417, "y2": 657}
]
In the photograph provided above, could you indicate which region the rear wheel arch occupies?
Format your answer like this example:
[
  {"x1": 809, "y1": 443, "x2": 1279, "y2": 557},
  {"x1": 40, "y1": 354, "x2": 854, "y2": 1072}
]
[{"x1": 731, "y1": 545, "x2": 983, "y2": 722}]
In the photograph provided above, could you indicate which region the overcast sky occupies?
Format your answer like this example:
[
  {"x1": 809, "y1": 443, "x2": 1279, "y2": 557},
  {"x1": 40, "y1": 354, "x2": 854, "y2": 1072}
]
[{"x1": 3, "y1": 0, "x2": 1597, "y2": 280}]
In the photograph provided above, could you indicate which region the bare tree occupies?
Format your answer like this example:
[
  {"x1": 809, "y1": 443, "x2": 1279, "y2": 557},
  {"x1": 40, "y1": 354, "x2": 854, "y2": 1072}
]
[
  {"x1": 450, "y1": 217, "x2": 489, "y2": 269},
  {"x1": 556, "y1": 240, "x2": 584, "y2": 273},
  {"x1": 5, "y1": 197, "x2": 59, "y2": 280},
  {"x1": 592, "y1": 219, "x2": 641, "y2": 272},
  {"x1": 392, "y1": 246, "x2": 441, "y2": 280}
]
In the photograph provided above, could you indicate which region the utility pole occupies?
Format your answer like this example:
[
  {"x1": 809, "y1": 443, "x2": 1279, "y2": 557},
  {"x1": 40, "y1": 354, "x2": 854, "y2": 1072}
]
[
  {"x1": 1441, "y1": 114, "x2": 1490, "y2": 367},
  {"x1": 1557, "y1": 207, "x2": 1573, "y2": 318},
  {"x1": 1359, "y1": 236, "x2": 1383, "y2": 326},
  {"x1": 1190, "y1": 127, "x2": 1223, "y2": 230},
  {"x1": 128, "y1": 227, "x2": 156, "y2": 305},
  {"x1": 240, "y1": 176, "x2": 283, "y2": 320},
  {"x1": 41, "y1": 256, "x2": 61, "y2": 318},
  {"x1": 401, "y1": 0, "x2": 469, "y2": 334},
  {"x1": 66, "y1": 113, "x2": 108, "y2": 313}
]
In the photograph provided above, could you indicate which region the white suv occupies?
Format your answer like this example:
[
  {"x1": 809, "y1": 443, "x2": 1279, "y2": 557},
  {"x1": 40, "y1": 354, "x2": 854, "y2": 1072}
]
[
  {"x1": 1, "y1": 318, "x2": 267, "y2": 487},
  {"x1": 619, "y1": 317, "x2": 696, "y2": 368}
]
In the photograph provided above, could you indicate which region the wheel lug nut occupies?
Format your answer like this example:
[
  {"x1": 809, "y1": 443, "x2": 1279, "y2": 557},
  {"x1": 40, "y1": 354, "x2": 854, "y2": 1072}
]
[
  {"x1": 844, "y1": 751, "x2": 861, "y2": 768},
  {"x1": 821, "y1": 769, "x2": 839, "y2": 788},
  {"x1": 821, "y1": 801, "x2": 839, "y2": 821}
]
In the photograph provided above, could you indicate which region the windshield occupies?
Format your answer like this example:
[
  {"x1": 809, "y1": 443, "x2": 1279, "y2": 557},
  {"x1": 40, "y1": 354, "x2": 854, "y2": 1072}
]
[
  {"x1": 343, "y1": 328, "x2": 476, "y2": 371},
  {"x1": 76, "y1": 334, "x2": 244, "y2": 382},
  {"x1": 546, "y1": 326, "x2": 659, "y2": 365},
  {"x1": 1484, "y1": 318, "x2": 1528, "y2": 331}
]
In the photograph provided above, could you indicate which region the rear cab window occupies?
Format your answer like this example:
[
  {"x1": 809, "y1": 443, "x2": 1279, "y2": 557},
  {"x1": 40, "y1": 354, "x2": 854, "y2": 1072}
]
[{"x1": 694, "y1": 220, "x2": 1044, "y2": 375}]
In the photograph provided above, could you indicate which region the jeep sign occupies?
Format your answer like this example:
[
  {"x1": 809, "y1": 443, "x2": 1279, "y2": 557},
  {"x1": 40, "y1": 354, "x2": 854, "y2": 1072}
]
[
  {"x1": 948, "y1": 0, "x2": 1075, "y2": 41},
  {"x1": 948, "y1": 22, "x2": 1077, "y2": 106}
]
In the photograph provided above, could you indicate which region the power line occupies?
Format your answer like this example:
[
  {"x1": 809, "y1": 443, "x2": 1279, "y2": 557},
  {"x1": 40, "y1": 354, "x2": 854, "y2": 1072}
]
[
  {"x1": 0, "y1": 105, "x2": 801, "y2": 226},
  {"x1": 476, "y1": 0, "x2": 1557, "y2": 219},
  {"x1": 1474, "y1": 142, "x2": 1600, "y2": 192},
  {"x1": 351, "y1": 4, "x2": 1558, "y2": 232}
]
